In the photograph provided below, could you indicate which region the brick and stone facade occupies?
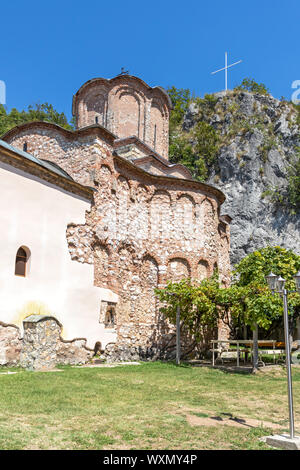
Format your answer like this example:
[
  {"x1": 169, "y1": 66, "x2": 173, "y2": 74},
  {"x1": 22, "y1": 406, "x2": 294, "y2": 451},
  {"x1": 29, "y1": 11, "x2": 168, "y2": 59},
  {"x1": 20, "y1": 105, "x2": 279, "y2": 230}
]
[
  {"x1": 2, "y1": 74, "x2": 231, "y2": 361},
  {"x1": 72, "y1": 75, "x2": 172, "y2": 159}
]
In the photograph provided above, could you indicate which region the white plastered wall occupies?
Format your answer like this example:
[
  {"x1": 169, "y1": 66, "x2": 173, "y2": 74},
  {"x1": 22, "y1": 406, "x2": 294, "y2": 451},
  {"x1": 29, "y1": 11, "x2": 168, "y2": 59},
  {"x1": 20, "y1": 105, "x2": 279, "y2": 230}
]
[{"x1": 0, "y1": 160, "x2": 118, "y2": 348}]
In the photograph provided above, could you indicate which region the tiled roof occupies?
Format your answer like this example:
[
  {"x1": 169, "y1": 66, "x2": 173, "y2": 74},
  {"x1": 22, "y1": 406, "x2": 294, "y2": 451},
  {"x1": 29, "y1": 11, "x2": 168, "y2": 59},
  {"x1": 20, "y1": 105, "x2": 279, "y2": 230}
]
[{"x1": 0, "y1": 139, "x2": 73, "y2": 180}]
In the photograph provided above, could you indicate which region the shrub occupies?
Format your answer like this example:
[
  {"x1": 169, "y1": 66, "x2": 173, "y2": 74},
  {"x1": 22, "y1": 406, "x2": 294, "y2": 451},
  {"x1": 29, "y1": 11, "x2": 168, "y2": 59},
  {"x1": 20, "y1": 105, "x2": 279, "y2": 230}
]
[
  {"x1": 193, "y1": 121, "x2": 220, "y2": 167},
  {"x1": 287, "y1": 148, "x2": 300, "y2": 211},
  {"x1": 169, "y1": 122, "x2": 220, "y2": 182},
  {"x1": 235, "y1": 78, "x2": 269, "y2": 95}
]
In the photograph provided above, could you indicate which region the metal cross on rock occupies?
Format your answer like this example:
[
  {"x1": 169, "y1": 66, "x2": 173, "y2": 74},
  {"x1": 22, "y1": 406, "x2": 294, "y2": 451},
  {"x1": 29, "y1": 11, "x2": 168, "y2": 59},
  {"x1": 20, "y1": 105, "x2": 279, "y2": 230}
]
[{"x1": 211, "y1": 52, "x2": 242, "y2": 91}]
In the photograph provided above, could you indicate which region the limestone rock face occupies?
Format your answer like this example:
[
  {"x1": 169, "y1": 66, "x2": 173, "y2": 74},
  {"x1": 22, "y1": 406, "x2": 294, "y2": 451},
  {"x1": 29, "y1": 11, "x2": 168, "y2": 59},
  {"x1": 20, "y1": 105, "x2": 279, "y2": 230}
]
[{"x1": 183, "y1": 90, "x2": 300, "y2": 265}]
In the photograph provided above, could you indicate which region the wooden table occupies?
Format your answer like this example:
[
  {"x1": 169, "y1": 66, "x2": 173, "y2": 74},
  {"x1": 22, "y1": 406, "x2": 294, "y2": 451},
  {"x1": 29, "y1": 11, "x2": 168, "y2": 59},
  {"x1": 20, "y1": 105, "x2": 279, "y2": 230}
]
[{"x1": 210, "y1": 340, "x2": 278, "y2": 367}]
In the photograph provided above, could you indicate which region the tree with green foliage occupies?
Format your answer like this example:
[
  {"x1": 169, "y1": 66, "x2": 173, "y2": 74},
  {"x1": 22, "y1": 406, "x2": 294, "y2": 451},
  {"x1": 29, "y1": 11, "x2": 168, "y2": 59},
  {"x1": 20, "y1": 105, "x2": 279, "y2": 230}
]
[
  {"x1": 168, "y1": 133, "x2": 195, "y2": 172},
  {"x1": 0, "y1": 103, "x2": 73, "y2": 137},
  {"x1": 156, "y1": 277, "x2": 219, "y2": 339},
  {"x1": 155, "y1": 277, "x2": 283, "y2": 356},
  {"x1": 233, "y1": 246, "x2": 300, "y2": 338},
  {"x1": 233, "y1": 246, "x2": 300, "y2": 289},
  {"x1": 167, "y1": 86, "x2": 195, "y2": 179},
  {"x1": 167, "y1": 86, "x2": 192, "y2": 132},
  {"x1": 233, "y1": 246, "x2": 300, "y2": 367},
  {"x1": 192, "y1": 121, "x2": 220, "y2": 178},
  {"x1": 155, "y1": 247, "x2": 300, "y2": 360}
]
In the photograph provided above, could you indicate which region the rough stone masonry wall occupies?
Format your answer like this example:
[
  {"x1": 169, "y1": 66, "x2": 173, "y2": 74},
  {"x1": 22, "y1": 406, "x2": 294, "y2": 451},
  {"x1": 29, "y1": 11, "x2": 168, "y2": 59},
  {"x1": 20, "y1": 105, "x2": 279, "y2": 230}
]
[
  {"x1": 6, "y1": 125, "x2": 231, "y2": 360},
  {"x1": 5, "y1": 125, "x2": 114, "y2": 187},
  {"x1": 0, "y1": 322, "x2": 22, "y2": 366},
  {"x1": 0, "y1": 317, "x2": 93, "y2": 369},
  {"x1": 65, "y1": 155, "x2": 231, "y2": 359},
  {"x1": 0, "y1": 317, "x2": 94, "y2": 369},
  {"x1": 20, "y1": 317, "x2": 61, "y2": 370},
  {"x1": 20, "y1": 316, "x2": 93, "y2": 370}
]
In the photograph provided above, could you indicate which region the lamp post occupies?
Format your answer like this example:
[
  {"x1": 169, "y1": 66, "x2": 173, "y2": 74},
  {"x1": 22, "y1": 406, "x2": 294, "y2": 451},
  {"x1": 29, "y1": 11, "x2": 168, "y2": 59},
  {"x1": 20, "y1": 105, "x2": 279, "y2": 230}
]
[
  {"x1": 176, "y1": 303, "x2": 181, "y2": 366},
  {"x1": 265, "y1": 271, "x2": 300, "y2": 449}
]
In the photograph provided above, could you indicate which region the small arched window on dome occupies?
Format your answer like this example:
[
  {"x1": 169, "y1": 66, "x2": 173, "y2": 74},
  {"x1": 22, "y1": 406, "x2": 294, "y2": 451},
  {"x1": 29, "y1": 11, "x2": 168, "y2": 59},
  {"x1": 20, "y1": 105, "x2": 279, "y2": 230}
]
[{"x1": 15, "y1": 247, "x2": 29, "y2": 277}]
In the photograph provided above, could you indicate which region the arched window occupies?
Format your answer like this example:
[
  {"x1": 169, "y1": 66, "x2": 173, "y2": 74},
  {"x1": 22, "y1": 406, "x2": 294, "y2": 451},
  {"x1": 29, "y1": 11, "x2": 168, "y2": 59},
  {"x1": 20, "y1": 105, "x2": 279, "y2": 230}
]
[{"x1": 15, "y1": 247, "x2": 28, "y2": 277}]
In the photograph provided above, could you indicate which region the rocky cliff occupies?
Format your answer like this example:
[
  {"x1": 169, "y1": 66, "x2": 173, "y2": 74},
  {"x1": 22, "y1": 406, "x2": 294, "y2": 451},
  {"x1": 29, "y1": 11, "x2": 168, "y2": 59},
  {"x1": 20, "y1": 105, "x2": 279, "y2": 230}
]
[{"x1": 179, "y1": 89, "x2": 300, "y2": 266}]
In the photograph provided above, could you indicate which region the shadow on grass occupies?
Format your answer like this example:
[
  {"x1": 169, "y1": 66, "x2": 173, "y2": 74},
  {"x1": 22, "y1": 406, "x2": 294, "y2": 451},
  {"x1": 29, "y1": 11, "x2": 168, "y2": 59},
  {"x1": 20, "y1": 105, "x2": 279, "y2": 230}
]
[
  {"x1": 153, "y1": 360, "x2": 193, "y2": 369},
  {"x1": 186, "y1": 361, "x2": 254, "y2": 375},
  {"x1": 148, "y1": 359, "x2": 255, "y2": 374},
  {"x1": 211, "y1": 365, "x2": 254, "y2": 375}
]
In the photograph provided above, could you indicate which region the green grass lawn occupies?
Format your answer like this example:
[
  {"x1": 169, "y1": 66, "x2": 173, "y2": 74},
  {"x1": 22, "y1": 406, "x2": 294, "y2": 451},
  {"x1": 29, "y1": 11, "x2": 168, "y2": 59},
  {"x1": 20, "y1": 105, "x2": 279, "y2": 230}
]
[{"x1": 0, "y1": 362, "x2": 299, "y2": 450}]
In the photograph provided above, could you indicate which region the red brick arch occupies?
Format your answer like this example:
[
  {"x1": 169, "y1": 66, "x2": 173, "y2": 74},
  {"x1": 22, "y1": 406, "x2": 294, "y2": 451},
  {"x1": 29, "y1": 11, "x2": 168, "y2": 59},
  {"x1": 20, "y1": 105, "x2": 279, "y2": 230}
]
[
  {"x1": 112, "y1": 87, "x2": 145, "y2": 139},
  {"x1": 166, "y1": 256, "x2": 191, "y2": 283}
]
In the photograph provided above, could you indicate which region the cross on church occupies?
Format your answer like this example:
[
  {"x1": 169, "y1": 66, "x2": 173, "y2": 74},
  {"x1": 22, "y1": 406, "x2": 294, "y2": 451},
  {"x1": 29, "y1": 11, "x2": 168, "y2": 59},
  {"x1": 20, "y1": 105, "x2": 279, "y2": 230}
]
[
  {"x1": 119, "y1": 67, "x2": 129, "y2": 76},
  {"x1": 211, "y1": 52, "x2": 242, "y2": 91}
]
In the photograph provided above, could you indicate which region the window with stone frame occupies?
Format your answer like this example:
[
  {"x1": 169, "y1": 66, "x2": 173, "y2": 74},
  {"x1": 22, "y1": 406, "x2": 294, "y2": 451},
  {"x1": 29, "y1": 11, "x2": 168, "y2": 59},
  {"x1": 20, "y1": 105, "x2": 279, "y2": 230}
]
[
  {"x1": 100, "y1": 301, "x2": 117, "y2": 328},
  {"x1": 105, "y1": 304, "x2": 116, "y2": 328}
]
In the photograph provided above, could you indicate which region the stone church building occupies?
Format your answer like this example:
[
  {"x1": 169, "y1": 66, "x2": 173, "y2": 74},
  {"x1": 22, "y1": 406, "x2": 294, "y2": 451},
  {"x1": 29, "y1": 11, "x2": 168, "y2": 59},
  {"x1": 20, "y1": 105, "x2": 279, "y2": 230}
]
[{"x1": 0, "y1": 74, "x2": 231, "y2": 361}]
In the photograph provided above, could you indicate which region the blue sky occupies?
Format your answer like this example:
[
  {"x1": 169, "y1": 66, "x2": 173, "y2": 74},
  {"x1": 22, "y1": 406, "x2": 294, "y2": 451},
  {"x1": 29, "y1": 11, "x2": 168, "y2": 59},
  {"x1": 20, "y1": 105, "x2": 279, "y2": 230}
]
[{"x1": 1, "y1": 0, "x2": 299, "y2": 120}]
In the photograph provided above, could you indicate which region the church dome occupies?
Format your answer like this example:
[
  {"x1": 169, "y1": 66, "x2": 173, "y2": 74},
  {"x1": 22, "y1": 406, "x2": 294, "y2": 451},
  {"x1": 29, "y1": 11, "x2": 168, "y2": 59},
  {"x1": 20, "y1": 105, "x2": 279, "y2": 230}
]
[{"x1": 72, "y1": 75, "x2": 172, "y2": 159}]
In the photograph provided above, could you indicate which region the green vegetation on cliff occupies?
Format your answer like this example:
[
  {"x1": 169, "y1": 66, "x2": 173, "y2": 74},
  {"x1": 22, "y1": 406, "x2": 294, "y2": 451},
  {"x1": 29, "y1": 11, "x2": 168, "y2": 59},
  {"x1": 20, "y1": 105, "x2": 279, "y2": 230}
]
[
  {"x1": 167, "y1": 87, "x2": 221, "y2": 181},
  {"x1": 167, "y1": 79, "x2": 300, "y2": 211},
  {"x1": 234, "y1": 77, "x2": 269, "y2": 95},
  {"x1": 287, "y1": 148, "x2": 300, "y2": 210}
]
